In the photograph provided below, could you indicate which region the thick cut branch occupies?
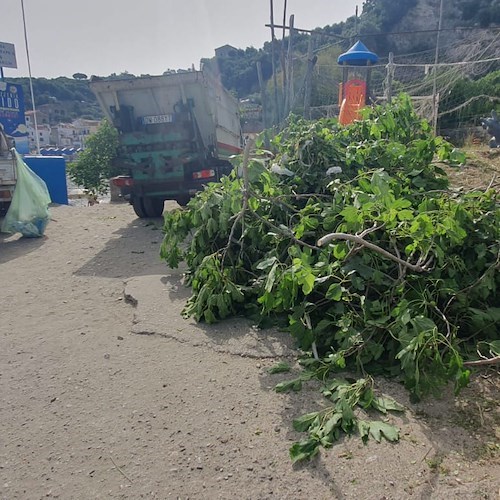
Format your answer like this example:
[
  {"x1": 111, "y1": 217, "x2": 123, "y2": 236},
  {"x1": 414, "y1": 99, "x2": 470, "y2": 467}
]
[
  {"x1": 463, "y1": 356, "x2": 500, "y2": 367},
  {"x1": 317, "y1": 233, "x2": 432, "y2": 273}
]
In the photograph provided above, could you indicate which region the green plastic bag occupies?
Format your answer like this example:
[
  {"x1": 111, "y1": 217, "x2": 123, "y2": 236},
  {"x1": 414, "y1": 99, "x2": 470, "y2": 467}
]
[{"x1": 1, "y1": 150, "x2": 51, "y2": 237}]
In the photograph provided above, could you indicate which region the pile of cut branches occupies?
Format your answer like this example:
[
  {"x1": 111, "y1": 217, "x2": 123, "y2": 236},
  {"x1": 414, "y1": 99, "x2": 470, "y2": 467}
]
[{"x1": 161, "y1": 96, "x2": 499, "y2": 461}]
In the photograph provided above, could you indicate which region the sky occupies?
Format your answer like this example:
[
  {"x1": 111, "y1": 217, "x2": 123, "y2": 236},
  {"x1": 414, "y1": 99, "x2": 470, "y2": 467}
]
[{"x1": 2, "y1": 0, "x2": 359, "y2": 79}]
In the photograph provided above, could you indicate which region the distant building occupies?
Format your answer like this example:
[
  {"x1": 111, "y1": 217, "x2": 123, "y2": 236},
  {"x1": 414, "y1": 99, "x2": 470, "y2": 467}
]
[
  {"x1": 50, "y1": 122, "x2": 78, "y2": 148},
  {"x1": 27, "y1": 123, "x2": 51, "y2": 151},
  {"x1": 73, "y1": 118, "x2": 101, "y2": 147},
  {"x1": 36, "y1": 102, "x2": 75, "y2": 125},
  {"x1": 25, "y1": 111, "x2": 101, "y2": 150},
  {"x1": 25, "y1": 110, "x2": 50, "y2": 127},
  {"x1": 215, "y1": 44, "x2": 238, "y2": 58}
]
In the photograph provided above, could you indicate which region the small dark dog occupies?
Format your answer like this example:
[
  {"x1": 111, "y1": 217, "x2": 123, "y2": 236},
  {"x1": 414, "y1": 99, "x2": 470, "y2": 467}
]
[{"x1": 87, "y1": 193, "x2": 99, "y2": 206}]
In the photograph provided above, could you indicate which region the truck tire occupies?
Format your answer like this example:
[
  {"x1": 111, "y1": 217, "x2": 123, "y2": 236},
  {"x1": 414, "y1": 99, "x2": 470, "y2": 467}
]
[
  {"x1": 0, "y1": 201, "x2": 10, "y2": 217},
  {"x1": 143, "y1": 197, "x2": 164, "y2": 217},
  {"x1": 175, "y1": 195, "x2": 191, "y2": 207},
  {"x1": 132, "y1": 196, "x2": 147, "y2": 218}
]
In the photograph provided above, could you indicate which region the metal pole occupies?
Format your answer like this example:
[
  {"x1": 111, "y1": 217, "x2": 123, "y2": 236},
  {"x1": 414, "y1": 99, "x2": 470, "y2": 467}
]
[
  {"x1": 0, "y1": 67, "x2": 4, "y2": 81},
  {"x1": 21, "y1": 0, "x2": 40, "y2": 154},
  {"x1": 432, "y1": 0, "x2": 444, "y2": 134}
]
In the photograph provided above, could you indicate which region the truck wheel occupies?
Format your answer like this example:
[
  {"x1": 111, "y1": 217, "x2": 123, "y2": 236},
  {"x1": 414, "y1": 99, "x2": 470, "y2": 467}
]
[
  {"x1": 0, "y1": 201, "x2": 10, "y2": 217},
  {"x1": 132, "y1": 197, "x2": 147, "y2": 218},
  {"x1": 175, "y1": 195, "x2": 191, "y2": 207},
  {"x1": 143, "y1": 197, "x2": 165, "y2": 217}
]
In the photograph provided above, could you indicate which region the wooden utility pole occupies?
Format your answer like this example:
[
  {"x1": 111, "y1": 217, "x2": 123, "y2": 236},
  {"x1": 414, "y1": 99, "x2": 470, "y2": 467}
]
[
  {"x1": 304, "y1": 37, "x2": 317, "y2": 119},
  {"x1": 386, "y1": 52, "x2": 394, "y2": 104},
  {"x1": 256, "y1": 61, "x2": 268, "y2": 130},
  {"x1": 284, "y1": 15, "x2": 295, "y2": 117},
  {"x1": 269, "y1": 0, "x2": 280, "y2": 124},
  {"x1": 432, "y1": 0, "x2": 444, "y2": 134},
  {"x1": 280, "y1": 0, "x2": 288, "y2": 118},
  {"x1": 257, "y1": 61, "x2": 270, "y2": 148}
]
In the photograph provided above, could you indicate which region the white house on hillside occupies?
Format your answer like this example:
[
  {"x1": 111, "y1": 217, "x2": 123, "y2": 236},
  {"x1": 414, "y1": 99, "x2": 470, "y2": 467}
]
[{"x1": 27, "y1": 123, "x2": 51, "y2": 150}]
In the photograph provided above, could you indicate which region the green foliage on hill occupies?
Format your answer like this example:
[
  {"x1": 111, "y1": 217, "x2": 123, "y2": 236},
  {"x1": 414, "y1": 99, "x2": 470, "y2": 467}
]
[
  {"x1": 203, "y1": 47, "x2": 274, "y2": 97},
  {"x1": 439, "y1": 70, "x2": 500, "y2": 128},
  {"x1": 457, "y1": 0, "x2": 500, "y2": 27},
  {"x1": 7, "y1": 76, "x2": 102, "y2": 123},
  {"x1": 206, "y1": 0, "x2": 498, "y2": 100}
]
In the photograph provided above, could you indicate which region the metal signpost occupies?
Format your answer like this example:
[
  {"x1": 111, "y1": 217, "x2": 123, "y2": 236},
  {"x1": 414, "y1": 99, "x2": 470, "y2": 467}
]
[
  {"x1": 0, "y1": 41, "x2": 18, "y2": 80},
  {"x1": 0, "y1": 42, "x2": 29, "y2": 154}
]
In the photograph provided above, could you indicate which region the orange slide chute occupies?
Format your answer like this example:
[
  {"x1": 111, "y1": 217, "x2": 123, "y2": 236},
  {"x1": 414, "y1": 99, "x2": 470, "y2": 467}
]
[{"x1": 338, "y1": 79, "x2": 367, "y2": 126}]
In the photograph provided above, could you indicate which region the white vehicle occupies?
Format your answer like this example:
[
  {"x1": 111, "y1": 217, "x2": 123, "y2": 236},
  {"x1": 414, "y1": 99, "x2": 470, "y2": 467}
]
[{"x1": 0, "y1": 130, "x2": 16, "y2": 216}]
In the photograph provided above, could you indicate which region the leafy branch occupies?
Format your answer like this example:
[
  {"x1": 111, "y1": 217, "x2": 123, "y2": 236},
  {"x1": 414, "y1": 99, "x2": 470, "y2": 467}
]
[{"x1": 161, "y1": 95, "x2": 500, "y2": 462}]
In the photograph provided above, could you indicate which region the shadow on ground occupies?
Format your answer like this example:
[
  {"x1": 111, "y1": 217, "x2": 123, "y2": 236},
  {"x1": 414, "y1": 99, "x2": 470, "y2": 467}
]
[
  {"x1": 0, "y1": 231, "x2": 46, "y2": 264},
  {"x1": 75, "y1": 217, "x2": 167, "y2": 279},
  {"x1": 258, "y1": 361, "x2": 499, "y2": 497},
  {"x1": 126, "y1": 273, "x2": 298, "y2": 360}
]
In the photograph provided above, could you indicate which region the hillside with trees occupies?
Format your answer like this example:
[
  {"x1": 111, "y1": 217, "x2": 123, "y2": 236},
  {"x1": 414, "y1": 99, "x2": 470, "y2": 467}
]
[
  {"x1": 8, "y1": 76, "x2": 102, "y2": 124},
  {"x1": 204, "y1": 0, "x2": 499, "y2": 100}
]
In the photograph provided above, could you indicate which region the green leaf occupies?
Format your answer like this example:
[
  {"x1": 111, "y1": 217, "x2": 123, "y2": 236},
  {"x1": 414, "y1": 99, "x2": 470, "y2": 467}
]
[
  {"x1": 248, "y1": 197, "x2": 260, "y2": 211},
  {"x1": 302, "y1": 272, "x2": 316, "y2": 295},
  {"x1": 488, "y1": 340, "x2": 500, "y2": 356},
  {"x1": 268, "y1": 362, "x2": 291, "y2": 374},
  {"x1": 265, "y1": 261, "x2": 279, "y2": 293},
  {"x1": 275, "y1": 378, "x2": 303, "y2": 393},
  {"x1": 326, "y1": 283, "x2": 342, "y2": 301},
  {"x1": 357, "y1": 420, "x2": 371, "y2": 444},
  {"x1": 371, "y1": 170, "x2": 391, "y2": 197},
  {"x1": 371, "y1": 396, "x2": 405, "y2": 414},
  {"x1": 340, "y1": 206, "x2": 361, "y2": 224},
  {"x1": 322, "y1": 413, "x2": 342, "y2": 437},
  {"x1": 203, "y1": 309, "x2": 217, "y2": 324},
  {"x1": 397, "y1": 209, "x2": 414, "y2": 221},
  {"x1": 293, "y1": 412, "x2": 320, "y2": 432},
  {"x1": 368, "y1": 421, "x2": 400, "y2": 443},
  {"x1": 289, "y1": 438, "x2": 320, "y2": 463},
  {"x1": 256, "y1": 256, "x2": 278, "y2": 270}
]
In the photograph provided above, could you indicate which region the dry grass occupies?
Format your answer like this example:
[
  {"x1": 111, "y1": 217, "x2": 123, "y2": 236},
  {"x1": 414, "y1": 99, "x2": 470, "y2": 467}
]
[{"x1": 441, "y1": 147, "x2": 500, "y2": 191}]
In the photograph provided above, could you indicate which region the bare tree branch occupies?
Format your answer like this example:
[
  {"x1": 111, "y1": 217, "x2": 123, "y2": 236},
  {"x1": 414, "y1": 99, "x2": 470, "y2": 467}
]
[
  {"x1": 317, "y1": 232, "x2": 433, "y2": 273},
  {"x1": 463, "y1": 356, "x2": 500, "y2": 367}
]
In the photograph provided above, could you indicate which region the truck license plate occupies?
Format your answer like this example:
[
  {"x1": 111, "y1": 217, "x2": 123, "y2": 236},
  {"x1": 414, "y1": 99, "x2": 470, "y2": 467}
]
[{"x1": 141, "y1": 114, "x2": 174, "y2": 125}]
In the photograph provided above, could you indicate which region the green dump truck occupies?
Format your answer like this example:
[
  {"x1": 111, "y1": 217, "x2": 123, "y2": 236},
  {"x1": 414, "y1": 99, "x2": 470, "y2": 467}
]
[{"x1": 90, "y1": 69, "x2": 242, "y2": 217}]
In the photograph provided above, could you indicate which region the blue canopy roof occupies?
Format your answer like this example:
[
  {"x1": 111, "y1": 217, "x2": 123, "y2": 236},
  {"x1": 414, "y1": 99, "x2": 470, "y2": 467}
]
[{"x1": 338, "y1": 41, "x2": 379, "y2": 66}]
